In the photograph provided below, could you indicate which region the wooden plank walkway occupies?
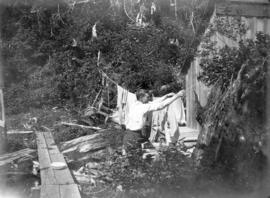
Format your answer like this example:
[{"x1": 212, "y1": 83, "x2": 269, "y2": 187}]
[{"x1": 36, "y1": 132, "x2": 81, "y2": 198}]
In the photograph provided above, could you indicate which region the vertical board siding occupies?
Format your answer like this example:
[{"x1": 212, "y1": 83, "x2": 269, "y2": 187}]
[
  {"x1": 186, "y1": 13, "x2": 270, "y2": 129},
  {"x1": 267, "y1": 19, "x2": 270, "y2": 34},
  {"x1": 185, "y1": 57, "x2": 211, "y2": 130},
  {"x1": 245, "y1": 17, "x2": 270, "y2": 39}
]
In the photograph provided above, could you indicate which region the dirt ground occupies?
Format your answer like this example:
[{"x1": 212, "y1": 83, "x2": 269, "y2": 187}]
[{"x1": 1, "y1": 107, "x2": 268, "y2": 198}]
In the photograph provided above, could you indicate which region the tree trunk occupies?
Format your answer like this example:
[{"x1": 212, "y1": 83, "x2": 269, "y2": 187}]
[{"x1": 194, "y1": 63, "x2": 248, "y2": 164}]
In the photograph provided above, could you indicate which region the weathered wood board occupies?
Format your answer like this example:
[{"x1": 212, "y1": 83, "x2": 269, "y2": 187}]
[
  {"x1": 36, "y1": 131, "x2": 81, "y2": 198},
  {"x1": 0, "y1": 89, "x2": 5, "y2": 128},
  {"x1": 0, "y1": 148, "x2": 36, "y2": 167}
]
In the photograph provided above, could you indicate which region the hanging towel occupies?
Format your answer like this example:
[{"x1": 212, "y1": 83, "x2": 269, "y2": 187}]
[
  {"x1": 149, "y1": 103, "x2": 167, "y2": 143},
  {"x1": 149, "y1": 97, "x2": 186, "y2": 144},
  {"x1": 110, "y1": 85, "x2": 137, "y2": 126},
  {"x1": 110, "y1": 85, "x2": 124, "y2": 124},
  {"x1": 169, "y1": 96, "x2": 186, "y2": 126},
  {"x1": 119, "y1": 86, "x2": 128, "y2": 125},
  {"x1": 123, "y1": 88, "x2": 137, "y2": 126}
]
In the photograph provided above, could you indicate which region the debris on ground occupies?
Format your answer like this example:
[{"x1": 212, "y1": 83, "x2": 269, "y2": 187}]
[
  {"x1": 0, "y1": 148, "x2": 37, "y2": 169},
  {"x1": 58, "y1": 121, "x2": 103, "y2": 130}
]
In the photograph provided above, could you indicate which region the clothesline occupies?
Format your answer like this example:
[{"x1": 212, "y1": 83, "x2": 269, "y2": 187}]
[
  {"x1": 96, "y1": 52, "x2": 197, "y2": 98},
  {"x1": 99, "y1": 69, "x2": 119, "y2": 87},
  {"x1": 96, "y1": 50, "x2": 120, "y2": 87},
  {"x1": 99, "y1": 68, "x2": 199, "y2": 97},
  {"x1": 100, "y1": 69, "x2": 202, "y2": 99},
  {"x1": 96, "y1": 50, "x2": 134, "y2": 93}
]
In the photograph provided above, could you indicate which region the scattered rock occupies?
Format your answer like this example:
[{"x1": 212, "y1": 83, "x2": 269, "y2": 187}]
[
  {"x1": 86, "y1": 162, "x2": 102, "y2": 169},
  {"x1": 116, "y1": 185, "x2": 123, "y2": 192}
]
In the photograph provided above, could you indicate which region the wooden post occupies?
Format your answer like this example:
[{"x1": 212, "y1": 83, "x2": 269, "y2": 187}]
[
  {"x1": 0, "y1": 47, "x2": 6, "y2": 141},
  {"x1": 174, "y1": 0, "x2": 178, "y2": 20},
  {"x1": 0, "y1": 88, "x2": 7, "y2": 141}
]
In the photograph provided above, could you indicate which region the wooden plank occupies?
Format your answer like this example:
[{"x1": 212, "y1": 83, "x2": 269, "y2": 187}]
[
  {"x1": 40, "y1": 166, "x2": 57, "y2": 185},
  {"x1": 0, "y1": 89, "x2": 5, "y2": 128},
  {"x1": 49, "y1": 153, "x2": 66, "y2": 163},
  {"x1": 186, "y1": 62, "x2": 192, "y2": 128},
  {"x1": 191, "y1": 60, "x2": 197, "y2": 129},
  {"x1": 47, "y1": 145, "x2": 60, "y2": 155},
  {"x1": 59, "y1": 133, "x2": 101, "y2": 152},
  {"x1": 44, "y1": 132, "x2": 60, "y2": 155},
  {"x1": 36, "y1": 131, "x2": 81, "y2": 197},
  {"x1": 54, "y1": 168, "x2": 75, "y2": 185},
  {"x1": 216, "y1": 2, "x2": 270, "y2": 18},
  {"x1": 43, "y1": 132, "x2": 57, "y2": 147},
  {"x1": 60, "y1": 184, "x2": 81, "y2": 198},
  {"x1": 7, "y1": 130, "x2": 33, "y2": 134},
  {"x1": 40, "y1": 185, "x2": 60, "y2": 198},
  {"x1": 0, "y1": 148, "x2": 35, "y2": 161},
  {"x1": 36, "y1": 132, "x2": 47, "y2": 149},
  {"x1": 267, "y1": 19, "x2": 270, "y2": 34},
  {"x1": 0, "y1": 148, "x2": 36, "y2": 167},
  {"x1": 40, "y1": 184, "x2": 81, "y2": 198},
  {"x1": 37, "y1": 147, "x2": 51, "y2": 169},
  {"x1": 37, "y1": 134, "x2": 57, "y2": 185},
  {"x1": 179, "y1": 127, "x2": 199, "y2": 142},
  {"x1": 179, "y1": 126, "x2": 199, "y2": 133},
  {"x1": 59, "y1": 122, "x2": 102, "y2": 130},
  {"x1": 36, "y1": 132, "x2": 58, "y2": 185},
  {"x1": 50, "y1": 153, "x2": 75, "y2": 185},
  {"x1": 229, "y1": 0, "x2": 269, "y2": 3}
]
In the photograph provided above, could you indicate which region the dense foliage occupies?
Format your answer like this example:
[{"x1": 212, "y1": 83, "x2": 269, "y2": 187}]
[
  {"x1": 0, "y1": 0, "x2": 213, "y2": 114},
  {"x1": 195, "y1": 15, "x2": 269, "y2": 189}
]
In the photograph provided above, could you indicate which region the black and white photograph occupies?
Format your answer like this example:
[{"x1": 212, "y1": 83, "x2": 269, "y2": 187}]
[{"x1": 0, "y1": 0, "x2": 269, "y2": 197}]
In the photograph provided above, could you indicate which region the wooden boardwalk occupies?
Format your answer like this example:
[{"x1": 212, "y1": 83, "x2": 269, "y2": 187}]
[{"x1": 36, "y1": 132, "x2": 81, "y2": 198}]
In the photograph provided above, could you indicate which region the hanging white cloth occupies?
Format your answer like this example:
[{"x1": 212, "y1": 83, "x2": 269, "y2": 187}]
[
  {"x1": 110, "y1": 85, "x2": 137, "y2": 126},
  {"x1": 92, "y1": 23, "x2": 97, "y2": 38},
  {"x1": 136, "y1": 12, "x2": 142, "y2": 26},
  {"x1": 71, "y1": 38, "x2": 77, "y2": 47},
  {"x1": 151, "y1": 2, "x2": 156, "y2": 15},
  {"x1": 149, "y1": 97, "x2": 186, "y2": 144}
]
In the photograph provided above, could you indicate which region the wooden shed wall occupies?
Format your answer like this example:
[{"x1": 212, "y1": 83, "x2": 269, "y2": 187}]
[
  {"x1": 186, "y1": 57, "x2": 211, "y2": 129},
  {"x1": 185, "y1": 6, "x2": 270, "y2": 130}
]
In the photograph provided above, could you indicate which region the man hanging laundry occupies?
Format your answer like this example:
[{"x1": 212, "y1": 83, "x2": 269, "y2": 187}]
[{"x1": 122, "y1": 89, "x2": 185, "y2": 155}]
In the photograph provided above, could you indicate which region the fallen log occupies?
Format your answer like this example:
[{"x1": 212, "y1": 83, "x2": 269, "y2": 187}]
[
  {"x1": 60, "y1": 133, "x2": 107, "y2": 153},
  {"x1": 0, "y1": 148, "x2": 37, "y2": 167},
  {"x1": 59, "y1": 128, "x2": 124, "y2": 168},
  {"x1": 59, "y1": 133, "x2": 108, "y2": 166}
]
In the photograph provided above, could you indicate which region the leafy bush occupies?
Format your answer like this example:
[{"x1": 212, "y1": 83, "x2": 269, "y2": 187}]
[
  {"x1": 1, "y1": 0, "x2": 213, "y2": 114},
  {"x1": 198, "y1": 17, "x2": 268, "y2": 91},
  {"x1": 196, "y1": 32, "x2": 269, "y2": 190}
]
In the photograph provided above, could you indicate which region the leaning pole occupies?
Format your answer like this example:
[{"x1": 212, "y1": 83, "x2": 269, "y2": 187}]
[{"x1": 0, "y1": 40, "x2": 7, "y2": 142}]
